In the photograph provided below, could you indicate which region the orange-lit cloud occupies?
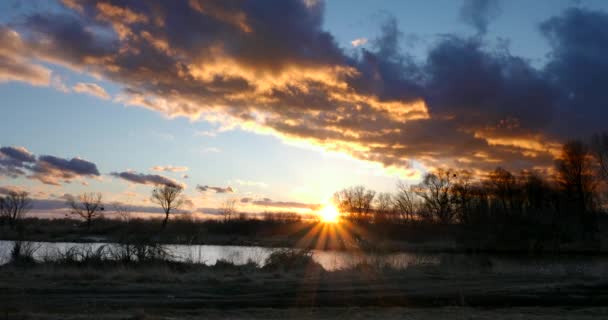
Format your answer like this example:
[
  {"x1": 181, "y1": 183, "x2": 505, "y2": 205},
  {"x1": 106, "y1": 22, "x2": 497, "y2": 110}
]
[
  {"x1": 73, "y1": 82, "x2": 111, "y2": 99},
  {"x1": 2, "y1": 1, "x2": 607, "y2": 177}
]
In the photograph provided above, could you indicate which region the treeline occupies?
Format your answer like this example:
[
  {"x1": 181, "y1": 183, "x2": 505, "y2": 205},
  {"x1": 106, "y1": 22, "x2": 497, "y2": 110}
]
[
  {"x1": 1, "y1": 134, "x2": 607, "y2": 253},
  {"x1": 334, "y1": 135, "x2": 608, "y2": 250}
]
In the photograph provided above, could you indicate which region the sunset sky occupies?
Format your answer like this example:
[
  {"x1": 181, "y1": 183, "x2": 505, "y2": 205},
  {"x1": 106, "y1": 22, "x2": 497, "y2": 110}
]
[{"x1": 1, "y1": 0, "x2": 608, "y2": 218}]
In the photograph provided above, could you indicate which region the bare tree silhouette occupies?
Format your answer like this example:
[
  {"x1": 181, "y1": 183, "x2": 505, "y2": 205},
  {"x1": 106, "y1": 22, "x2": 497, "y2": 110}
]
[
  {"x1": 67, "y1": 192, "x2": 103, "y2": 230},
  {"x1": 374, "y1": 192, "x2": 394, "y2": 223},
  {"x1": 0, "y1": 191, "x2": 32, "y2": 230},
  {"x1": 592, "y1": 132, "x2": 608, "y2": 183},
  {"x1": 219, "y1": 198, "x2": 238, "y2": 222},
  {"x1": 487, "y1": 167, "x2": 521, "y2": 215},
  {"x1": 415, "y1": 169, "x2": 456, "y2": 224},
  {"x1": 394, "y1": 181, "x2": 418, "y2": 223},
  {"x1": 556, "y1": 141, "x2": 598, "y2": 214},
  {"x1": 112, "y1": 202, "x2": 132, "y2": 223},
  {"x1": 333, "y1": 186, "x2": 375, "y2": 222},
  {"x1": 151, "y1": 184, "x2": 185, "y2": 229},
  {"x1": 556, "y1": 140, "x2": 599, "y2": 238}
]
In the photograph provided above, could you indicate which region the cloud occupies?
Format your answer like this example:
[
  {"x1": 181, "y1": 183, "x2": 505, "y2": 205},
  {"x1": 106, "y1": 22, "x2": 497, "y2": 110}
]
[
  {"x1": 0, "y1": 146, "x2": 36, "y2": 167},
  {"x1": 31, "y1": 155, "x2": 101, "y2": 185},
  {"x1": 459, "y1": 0, "x2": 501, "y2": 35},
  {"x1": 196, "y1": 185, "x2": 234, "y2": 193},
  {"x1": 4, "y1": 2, "x2": 608, "y2": 175},
  {"x1": 151, "y1": 165, "x2": 189, "y2": 173},
  {"x1": 72, "y1": 82, "x2": 111, "y2": 99},
  {"x1": 241, "y1": 197, "x2": 320, "y2": 210},
  {"x1": 0, "y1": 26, "x2": 52, "y2": 86},
  {"x1": 111, "y1": 171, "x2": 184, "y2": 188},
  {"x1": 0, "y1": 146, "x2": 99, "y2": 185},
  {"x1": 194, "y1": 130, "x2": 217, "y2": 137},
  {"x1": 201, "y1": 147, "x2": 221, "y2": 153},
  {"x1": 234, "y1": 179, "x2": 268, "y2": 188},
  {"x1": 0, "y1": 185, "x2": 25, "y2": 195},
  {"x1": 351, "y1": 38, "x2": 368, "y2": 47}
]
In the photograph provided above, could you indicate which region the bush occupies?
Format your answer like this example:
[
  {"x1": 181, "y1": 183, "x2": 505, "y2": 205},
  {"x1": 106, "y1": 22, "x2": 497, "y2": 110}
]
[
  {"x1": 263, "y1": 249, "x2": 323, "y2": 272},
  {"x1": 9, "y1": 241, "x2": 39, "y2": 265}
]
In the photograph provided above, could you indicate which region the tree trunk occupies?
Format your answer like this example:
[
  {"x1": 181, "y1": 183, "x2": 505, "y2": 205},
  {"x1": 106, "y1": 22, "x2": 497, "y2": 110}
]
[{"x1": 162, "y1": 212, "x2": 169, "y2": 229}]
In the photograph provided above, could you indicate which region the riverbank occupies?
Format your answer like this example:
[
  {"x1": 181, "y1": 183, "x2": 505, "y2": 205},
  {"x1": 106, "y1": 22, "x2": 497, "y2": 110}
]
[
  {"x1": 2, "y1": 247, "x2": 608, "y2": 318},
  {"x1": 2, "y1": 217, "x2": 608, "y2": 254},
  {"x1": 4, "y1": 307, "x2": 608, "y2": 320}
]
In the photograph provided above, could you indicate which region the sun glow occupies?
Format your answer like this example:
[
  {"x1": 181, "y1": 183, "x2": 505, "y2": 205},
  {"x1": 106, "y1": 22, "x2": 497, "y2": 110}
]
[{"x1": 318, "y1": 203, "x2": 340, "y2": 223}]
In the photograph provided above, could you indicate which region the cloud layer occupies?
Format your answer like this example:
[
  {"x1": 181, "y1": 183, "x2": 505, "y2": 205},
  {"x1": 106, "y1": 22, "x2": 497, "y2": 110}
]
[
  {"x1": 196, "y1": 185, "x2": 234, "y2": 193},
  {"x1": 111, "y1": 171, "x2": 184, "y2": 188},
  {"x1": 240, "y1": 197, "x2": 320, "y2": 210},
  {"x1": 0, "y1": 146, "x2": 100, "y2": 185},
  {"x1": 1, "y1": 1, "x2": 607, "y2": 175}
]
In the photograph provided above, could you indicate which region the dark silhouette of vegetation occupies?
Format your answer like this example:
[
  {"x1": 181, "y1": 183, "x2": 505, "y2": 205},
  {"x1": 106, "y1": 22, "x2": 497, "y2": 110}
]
[
  {"x1": 151, "y1": 183, "x2": 185, "y2": 229},
  {"x1": 0, "y1": 191, "x2": 31, "y2": 230},
  {"x1": 333, "y1": 185, "x2": 376, "y2": 222},
  {"x1": 2, "y1": 134, "x2": 608, "y2": 254},
  {"x1": 219, "y1": 198, "x2": 238, "y2": 222},
  {"x1": 67, "y1": 192, "x2": 103, "y2": 230}
]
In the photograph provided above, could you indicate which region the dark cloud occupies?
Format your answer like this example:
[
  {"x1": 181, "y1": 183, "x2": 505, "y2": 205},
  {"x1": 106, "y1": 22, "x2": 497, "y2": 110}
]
[
  {"x1": 3, "y1": 2, "x2": 608, "y2": 174},
  {"x1": 459, "y1": 0, "x2": 501, "y2": 35},
  {"x1": 0, "y1": 146, "x2": 100, "y2": 185},
  {"x1": 196, "y1": 185, "x2": 234, "y2": 193},
  {"x1": 541, "y1": 7, "x2": 608, "y2": 139},
  {"x1": 0, "y1": 146, "x2": 36, "y2": 164},
  {"x1": 111, "y1": 171, "x2": 184, "y2": 188},
  {"x1": 31, "y1": 155, "x2": 100, "y2": 185},
  {"x1": 0, "y1": 146, "x2": 36, "y2": 178}
]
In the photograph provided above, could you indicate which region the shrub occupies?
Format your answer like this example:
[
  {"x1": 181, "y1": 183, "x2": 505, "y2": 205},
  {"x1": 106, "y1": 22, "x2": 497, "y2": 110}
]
[
  {"x1": 263, "y1": 249, "x2": 323, "y2": 272},
  {"x1": 9, "y1": 241, "x2": 39, "y2": 265}
]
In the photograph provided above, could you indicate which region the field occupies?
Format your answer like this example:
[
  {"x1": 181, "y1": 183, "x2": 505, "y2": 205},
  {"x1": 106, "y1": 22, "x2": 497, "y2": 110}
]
[{"x1": 2, "y1": 247, "x2": 608, "y2": 319}]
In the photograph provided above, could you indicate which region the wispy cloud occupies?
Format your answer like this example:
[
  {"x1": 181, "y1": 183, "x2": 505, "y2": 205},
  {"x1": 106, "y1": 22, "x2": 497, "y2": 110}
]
[
  {"x1": 111, "y1": 171, "x2": 185, "y2": 189},
  {"x1": 201, "y1": 147, "x2": 221, "y2": 153},
  {"x1": 72, "y1": 82, "x2": 110, "y2": 99},
  {"x1": 351, "y1": 37, "x2": 368, "y2": 47},
  {"x1": 151, "y1": 165, "x2": 189, "y2": 173},
  {"x1": 241, "y1": 197, "x2": 320, "y2": 210},
  {"x1": 196, "y1": 185, "x2": 234, "y2": 193},
  {"x1": 194, "y1": 130, "x2": 218, "y2": 137},
  {"x1": 234, "y1": 179, "x2": 268, "y2": 188}
]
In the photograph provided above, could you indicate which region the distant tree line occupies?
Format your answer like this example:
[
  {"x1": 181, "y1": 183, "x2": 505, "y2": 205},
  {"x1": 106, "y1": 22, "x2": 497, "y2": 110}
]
[
  {"x1": 2, "y1": 133, "x2": 607, "y2": 251},
  {"x1": 333, "y1": 134, "x2": 608, "y2": 247}
]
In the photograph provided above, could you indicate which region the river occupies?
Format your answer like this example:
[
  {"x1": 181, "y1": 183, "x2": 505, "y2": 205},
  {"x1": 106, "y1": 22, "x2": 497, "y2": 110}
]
[{"x1": 1, "y1": 240, "x2": 607, "y2": 275}]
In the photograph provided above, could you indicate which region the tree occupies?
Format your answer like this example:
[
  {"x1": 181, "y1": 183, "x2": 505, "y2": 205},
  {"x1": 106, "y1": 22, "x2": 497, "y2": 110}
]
[
  {"x1": 591, "y1": 132, "x2": 608, "y2": 182},
  {"x1": 415, "y1": 169, "x2": 456, "y2": 224},
  {"x1": 333, "y1": 186, "x2": 376, "y2": 222},
  {"x1": 556, "y1": 140, "x2": 598, "y2": 214},
  {"x1": 487, "y1": 167, "x2": 521, "y2": 214},
  {"x1": 219, "y1": 198, "x2": 238, "y2": 222},
  {"x1": 393, "y1": 181, "x2": 417, "y2": 223},
  {"x1": 373, "y1": 192, "x2": 394, "y2": 223},
  {"x1": 556, "y1": 140, "x2": 598, "y2": 238},
  {"x1": 451, "y1": 170, "x2": 477, "y2": 224},
  {"x1": 0, "y1": 191, "x2": 32, "y2": 229},
  {"x1": 112, "y1": 202, "x2": 132, "y2": 222},
  {"x1": 67, "y1": 192, "x2": 103, "y2": 230},
  {"x1": 151, "y1": 184, "x2": 185, "y2": 229}
]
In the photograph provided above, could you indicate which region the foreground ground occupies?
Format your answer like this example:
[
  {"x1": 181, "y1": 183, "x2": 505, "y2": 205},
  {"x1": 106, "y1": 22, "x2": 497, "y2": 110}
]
[
  {"x1": 2, "y1": 257, "x2": 608, "y2": 319},
  {"x1": 4, "y1": 307, "x2": 608, "y2": 320}
]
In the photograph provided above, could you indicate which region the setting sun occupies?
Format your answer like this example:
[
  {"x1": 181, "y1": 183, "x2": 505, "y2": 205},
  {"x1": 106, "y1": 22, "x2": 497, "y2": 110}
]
[{"x1": 318, "y1": 204, "x2": 340, "y2": 223}]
